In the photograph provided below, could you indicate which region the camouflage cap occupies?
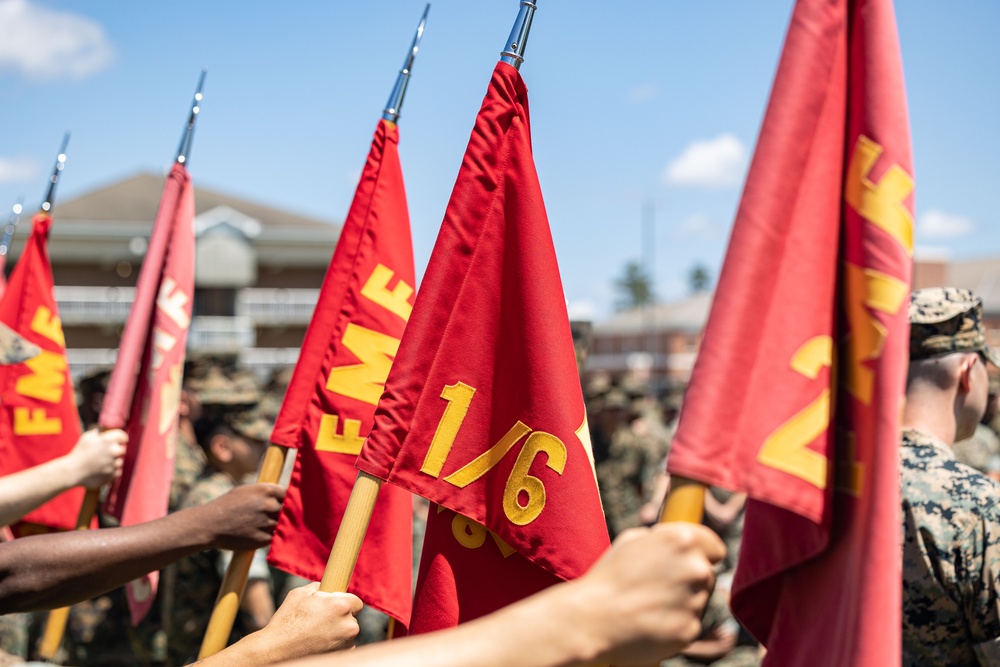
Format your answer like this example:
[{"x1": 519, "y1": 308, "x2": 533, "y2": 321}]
[
  {"x1": 0, "y1": 321, "x2": 39, "y2": 366},
  {"x1": 909, "y1": 287, "x2": 1000, "y2": 366},
  {"x1": 193, "y1": 367, "x2": 260, "y2": 407},
  {"x1": 224, "y1": 406, "x2": 273, "y2": 443}
]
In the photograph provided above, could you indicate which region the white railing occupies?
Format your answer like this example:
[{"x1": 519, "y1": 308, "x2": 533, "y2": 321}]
[
  {"x1": 54, "y1": 286, "x2": 322, "y2": 327},
  {"x1": 188, "y1": 316, "x2": 256, "y2": 351},
  {"x1": 66, "y1": 346, "x2": 300, "y2": 384},
  {"x1": 54, "y1": 286, "x2": 136, "y2": 325},
  {"x1": 66, "y1": 348, "x2": 119, "y2": 381},
  {"x1": 239, "y1": 347, "x2": 301, "y2": 381},
  {"x1": 236, "y1": 288, "x2": 321, "y2": 325}
]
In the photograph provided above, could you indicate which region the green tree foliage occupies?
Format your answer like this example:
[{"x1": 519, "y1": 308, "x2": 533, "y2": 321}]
[{"x1": 614, "y1": 260, "x2": 654, "y2": 311}]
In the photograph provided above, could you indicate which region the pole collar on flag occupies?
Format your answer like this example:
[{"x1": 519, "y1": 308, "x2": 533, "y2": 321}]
[
  {"x1": 0, "y1": 201, "x2": 22, "y2": 257},
  {"x1": 499, "y1": 0, "x2": 537, "y2": 70},
  {"x1": 382, "y1": 3, "x2": 430, "y2": 123},
  {"x1": 176, "y1": 69, "x2": 208, "y2": 166},
  {"x1": 40, "y1": 133, "x2": 69, "y2": 214}
]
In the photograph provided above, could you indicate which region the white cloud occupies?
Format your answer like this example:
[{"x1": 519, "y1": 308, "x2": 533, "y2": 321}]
[
  {"x1": 664, "y1": 134, "x2": 748, "y2": 188},
  {"x1": 567, "y1": 299, "x2": 595, "y2": 320},
  {"x1": 626, "y1": 82, "x2": 659, "y2": 105},
  {"x1": 0, "y1": 0, "x2": 114, "y2": 81},
  {"x1": 918, "y1": 209, "x2": 975, "y2": 239},
  {"x1": 0, "y1": 156, "x2": 39, "y2": 183}
]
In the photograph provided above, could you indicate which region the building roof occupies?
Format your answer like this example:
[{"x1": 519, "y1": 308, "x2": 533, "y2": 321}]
[
  {"x1": 594, "y1": 292, "x2": 714, "y2": 335},
  {"x1": 948, "y1": 258, "x2": 1000, "y2": 314},
  {"x1": 56, "y1": 171, "x2": 337, "y2": 230}
]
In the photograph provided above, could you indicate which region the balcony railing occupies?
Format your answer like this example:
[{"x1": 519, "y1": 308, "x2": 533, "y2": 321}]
[
  {"x1": 66, "y1": 346, "x2": 300, "y2": 383},
  {"x1": 55, "y1": 286, "x2": 136, "y2": 325},
  {"x1": 188, "y1": 316, "x2": 256, "y2": 351},
  {"x1": 236, "y1": 288, "x2": 320, "y2": 325}
]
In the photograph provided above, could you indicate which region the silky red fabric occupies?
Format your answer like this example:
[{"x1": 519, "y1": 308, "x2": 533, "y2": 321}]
[
  {"x1": 409, "y1": 506, "x2": 562, "y2": 634},
  {"x1": 0, "y1": 213, "x2": 83, "y2": 531},
  {"x1": 357, "y1": 63, "x2": 609, "y2": 630},
  {"x1": 667, "y1": 0, "x2": 910, "y2": 664},
  {"x1": 102, "y1": 163, "x2": 195, "y2": 624},
  {"x1": 268, "y1": 119, "x2": 414, "y2": 627}
]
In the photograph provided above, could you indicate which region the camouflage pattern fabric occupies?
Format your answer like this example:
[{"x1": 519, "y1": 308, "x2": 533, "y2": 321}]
[
  {"x1": 909, "y1": 287, "x2": 1000, "y2": 365},
  {"x1": 901, "y1": 428, "x2": 1000, "y2": 666},
  {"x1": 167, "y1": 471, "x2": 270, "y2": 666},
  {"x1": 597, "y1": 419, "x2": 666, "y2": 538},
  {"x1": 168, "y1": 426, "x2": 207, "y2": 512},
  {"x1": 0, "y1": 614, "x2": 29, "y2": 661}
]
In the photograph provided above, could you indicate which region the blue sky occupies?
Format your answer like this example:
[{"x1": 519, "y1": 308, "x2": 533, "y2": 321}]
[{"x1": 0, "y1": 0, "x2": 997, "y2": 319}]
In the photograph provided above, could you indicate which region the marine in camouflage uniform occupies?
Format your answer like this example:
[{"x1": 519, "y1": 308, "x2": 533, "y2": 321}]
[
  {"x1": 597, "y1": 391, "x2": 669, "y2": 538},
  {"x1": 902, "y1": 287, "x2": 1000, "y2": 666},
  {"x1": 167, "y1": 404, "x2": 274, "y2": 666}
]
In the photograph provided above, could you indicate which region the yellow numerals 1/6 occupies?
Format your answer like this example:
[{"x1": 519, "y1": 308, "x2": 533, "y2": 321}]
[{"x1": 419, "y1": 382, "x2": 568, "y2": 527}]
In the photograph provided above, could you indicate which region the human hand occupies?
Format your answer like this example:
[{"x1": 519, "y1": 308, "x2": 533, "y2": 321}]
[
  {"x1": 568, "y1": 523, "x2": 725, "y2": 666},
  {"x1": 65, "y1": 428, "x2": 127, "y2": 489},
  {"x1": 252, "y1": 583, "x2": 362, "y2": 661},
  {"x1": 198, "y1": 483, "x2": 285, "y2": 551}
]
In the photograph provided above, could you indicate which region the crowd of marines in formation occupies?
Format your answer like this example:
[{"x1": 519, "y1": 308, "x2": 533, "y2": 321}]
[
  {"x1": 0, "y1": 358, "x2": 298, "y2": 665},
  {"x1": 1, "y1": 287, "x2": 1000, "y2": 665}
]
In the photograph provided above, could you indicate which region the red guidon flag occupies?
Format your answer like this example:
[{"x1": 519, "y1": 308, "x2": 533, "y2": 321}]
[
  {"x1": 268, "y1": 118, "x2": 414, "y2": 629},
  {"x1": 357, "y1": 62, "x2": 609, "y2": 633},
  {"x1": 0, "y1": 213, "x2": 83, "y2": 531},
  {"x1": 102, "y1": 163, "x2": 195, "y2": 624},
  {"x1": 666, "y1": 0, "x2": 911, "y2": 664}
]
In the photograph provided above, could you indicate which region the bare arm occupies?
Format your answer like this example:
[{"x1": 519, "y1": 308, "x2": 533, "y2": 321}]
[
  {"x1": 0, "y1": 429, "x2": 127, "y2": 527},
  {"x1": 194, "y1": 583, "x2": 362, "y2": 667},
  {"x1": 227, "y1": 523, "x2": 723, "y2": 667},
  {"x1": 0, "y1": 483, "x2": 284, "y2": 613}
]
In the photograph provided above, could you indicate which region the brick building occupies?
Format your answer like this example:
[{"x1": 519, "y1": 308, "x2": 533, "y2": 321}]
[{"x1": 5, "y1": 171, "x2": 339, "y2": 379}]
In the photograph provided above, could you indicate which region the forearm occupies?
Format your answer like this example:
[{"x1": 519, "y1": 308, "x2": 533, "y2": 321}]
[
  {"x1": 0, "y1": 456, "x2": 77, "y2": 526},
  {"x1": 0, "y1": 504, "x2": 215, "y2": 613},
  {"x1": 241, "y1": 579, "x2": 276, "y2": 630},
  {"x1": 279, "y1": 582, "x2": 602, "y2": 667}
]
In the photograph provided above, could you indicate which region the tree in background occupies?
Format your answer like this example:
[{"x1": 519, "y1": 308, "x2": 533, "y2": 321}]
[
  {"x1": 614, "y1": 260, "x2": 654, "y2": 311},
  {"x1": 688, "y1": 263, "x2": 712, "y2": 293}
]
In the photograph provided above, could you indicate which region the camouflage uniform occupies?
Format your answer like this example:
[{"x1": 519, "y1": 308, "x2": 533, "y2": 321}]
[
  {"x1": 168, "y1": 471, "x2": 272, "y2": 666},
  {"x1": 902, "y1": 288, "x2": 1000, "y2": 666},
  {"x1": 169, "y1": 425, "x2": 207, "y2": 513},
  {"x1": 901, "y1": 428, "x2": 1000, "y2": 666},
  {"x1": 597, "y1": 407, "x2": 667, "y2": 539},
  {"x1": 167, "y1": 405, "x2": 274, "y2": 666}
]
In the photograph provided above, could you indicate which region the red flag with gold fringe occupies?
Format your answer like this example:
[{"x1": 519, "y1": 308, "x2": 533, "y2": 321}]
[
  {"x1": 666, "y1": 0, "x2": 911, "y2": 663},
  {"x1": 356, "y1": 62, "x2": 609, "y2": 631},
  {"x1": 268, "y1": 118, "x2": 414, "y2": 629}
]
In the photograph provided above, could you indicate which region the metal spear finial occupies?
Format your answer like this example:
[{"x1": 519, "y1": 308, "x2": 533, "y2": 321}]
[
  {"x1": 176, "y1": 69, "x2": 207, "y2": 165},
  {"x1": 40, "y1": 133, "x2": 69, "y2": 214},
  {"x1": 0, "y1": 200, "x2": 23, "y2": 257},
  {"x1": 499, "y1": 0, "x2": 538, "y2": 70},
  {"x1": 383, "y1": 4, "x2": 431, "y2": 123}
]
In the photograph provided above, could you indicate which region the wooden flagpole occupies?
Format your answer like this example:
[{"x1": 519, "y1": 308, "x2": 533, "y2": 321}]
[
  {"x1": 36, "y1": 488, "x2": 99, "y2": 660},
  {"x1": 198, "y1": 444, "x2": 288, "y2": 658}
]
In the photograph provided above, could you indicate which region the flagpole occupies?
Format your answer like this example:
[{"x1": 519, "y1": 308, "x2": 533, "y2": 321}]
[
  {"x1": 199, "y1": 6, "x2": 431, "y2": 653},
  {"x1": 0, "y1": 201, "x2": 23, "y2": 258},
  {"x1": 659, "y1": 475, "x2": 705, "y2": 523},
  {"x1": 40, "y1": 70, "x2": 204, "y2": 657},
  {"x1": 383, "y1": 3, "x2": 430, "y2": 123},
  {"x1": 32, "y1": 135, "x2": 87, "y2": 661},
  {"x1": 40, "y1": 133, "x2": 69, "y2": 214},
  {"x1": 176, "y1": 70, "x2": 207, "y2": 165},
  {"x1": 316, "y1": 0, "x2": 538, "y2": 603}
]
